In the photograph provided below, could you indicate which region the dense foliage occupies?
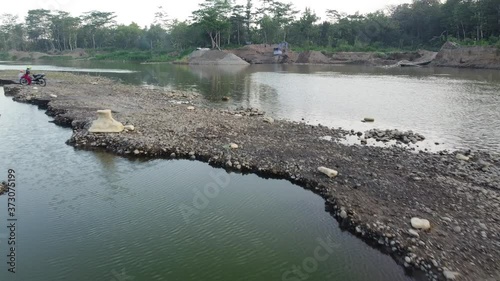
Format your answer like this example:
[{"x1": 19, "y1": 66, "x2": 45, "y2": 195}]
[{"x1": 1, "y1": 0, "x2": 499, "y2": 59}]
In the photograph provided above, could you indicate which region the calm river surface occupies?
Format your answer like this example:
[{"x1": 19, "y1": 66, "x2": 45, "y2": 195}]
[
  {"x1": 0, "y1": 90, "x2": 414, "y2": 280},
  {"x1": 2, "y1": 60, "x2": 499, "y2": 153}
]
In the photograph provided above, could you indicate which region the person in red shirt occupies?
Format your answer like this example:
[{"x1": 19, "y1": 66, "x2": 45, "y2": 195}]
[{"x1": 22, "y1": 66, "x2": 32, "y2": 85}]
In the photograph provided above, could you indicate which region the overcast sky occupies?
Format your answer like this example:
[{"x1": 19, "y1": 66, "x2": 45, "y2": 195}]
[{"x1": 6, "y1": 0, "x2": 412, "y2": 27}]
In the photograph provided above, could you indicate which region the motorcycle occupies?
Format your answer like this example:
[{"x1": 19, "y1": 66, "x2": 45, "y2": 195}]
[{"x1": 20, "y1": 73, "x2": 47, "y2": 87}]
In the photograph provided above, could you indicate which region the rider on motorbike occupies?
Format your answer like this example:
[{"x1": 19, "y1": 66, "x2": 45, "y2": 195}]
[{"x1": 21, "y1": 66, "x2": 32, "y2": 85}]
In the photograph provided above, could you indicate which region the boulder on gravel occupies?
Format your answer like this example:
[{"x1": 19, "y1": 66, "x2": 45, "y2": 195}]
[{"x1": 88, "y1": 110, "x2": 124, "y2": 133}]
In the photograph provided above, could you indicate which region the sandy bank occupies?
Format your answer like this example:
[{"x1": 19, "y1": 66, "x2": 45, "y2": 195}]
[
  {"x1": 432, "y1": 43, "x2": 500, "y2": 70},
  {"x1": 226, "y1": 45, "x2": 439, "y2": 67},
  {"x1": 2, "y1": 73, "x2": 499, "y2": 281}
]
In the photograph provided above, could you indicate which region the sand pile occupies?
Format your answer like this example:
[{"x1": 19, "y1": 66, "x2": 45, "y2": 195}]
[{"x1": 188, "y1": 50, "x2": 249, "y2": 65}]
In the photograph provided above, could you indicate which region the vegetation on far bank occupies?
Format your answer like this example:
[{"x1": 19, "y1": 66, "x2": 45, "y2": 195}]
[
  {"x1": 1, "y1": 0, "x2": 500, "y2": 63},
  {"x1": 88, "y1": 48, "x2": 195, "y2": 62}
]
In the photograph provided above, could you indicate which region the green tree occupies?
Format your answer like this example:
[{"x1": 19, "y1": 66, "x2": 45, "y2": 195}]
[
  {"x1": 25, "y1": 9, "x2": 53, "y2": 50},
  {"x1": 81, "y1": 11, "x2": 116, "y2": 49},
  {"x1": 192, "y1": 0, "x2": 232, "y2": 49},
  {"x1": 113, "y1": 23, "x2": 143, "y2": 49},
  {"x1": 0, "y1": 14, "x2": 26, "y2": 51}
]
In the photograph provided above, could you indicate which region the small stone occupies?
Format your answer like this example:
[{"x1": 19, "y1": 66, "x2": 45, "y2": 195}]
[
  {"x1": 405, "y1": 256, "x2": 411, "y2": 263},
  {"x1": 263, "y1": 117, "x2": 275, "y2": 123},
  {"x1": 236, "y1": 165, "x2": 242, "y2": 170},
  {"x1": 355, "y1": 226, "x2": 362, "y2": 233},
  {"x1": 50, "y1": 94, "x2": 57, "y2": 98},
  {"x1": 481, "y1": 231, "x2": 487, "y2": 238},
  {"x1": 363, "y1": 117, "x2": 375, "y2": 122},
  {"x1": 187, "y1": 106, "x2": 195, "y2": 110},
  {"x1": 318, "y1": 167, "x2": 338, "y2": 178},
  {"x1": 453, "y1": 226, "x2": 461, "y2": 233},
  {"x1": 221, "y1": 96, "x2": 230, "y2": 101},
  {"x1": 408, "y1": 229, "x2": 420, "y2": 237},
  {"x1": 124, "y1": 125, "x2": 135, "y2": 131},
  {"x1": 443, "y1": 270, "x2": 460, "y2": 280},
  {"x1": 479, "y1": 223, "x2": 487, "y2": 230},
  {"x1": 226, "y1": 160, "x2": 232, "y2": 167},
  {"x1": 456, "y1": 154, "x2": 469, "y2": 161},
  {"x1": 190, "y1": 155, "x2": 196, "y2": 160},
  {"x1": 234, "y1": 114, "x2": 243, "y2": 117},
  {"x1": 170, "y1": 153, "x2": 176, "y2": 158},
  {"x1": 230, "y1": 143, "x2": 239, "y2": 149},
  {"x1": 133, "y1": 149, "x2": 140, "y2": 155},
  {"x1": 340, "y1": 210, "x2": 348, "y2": 219}
]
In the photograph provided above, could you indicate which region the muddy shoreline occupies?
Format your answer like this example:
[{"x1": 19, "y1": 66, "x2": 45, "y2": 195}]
[{"x1": 2, "y1": 73, "x2": 500, "y2": 281}]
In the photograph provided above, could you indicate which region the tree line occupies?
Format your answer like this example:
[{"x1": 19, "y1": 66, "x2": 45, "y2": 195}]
[{"x1": 1, "y1": 0, "x2": 499, "y2": 57}]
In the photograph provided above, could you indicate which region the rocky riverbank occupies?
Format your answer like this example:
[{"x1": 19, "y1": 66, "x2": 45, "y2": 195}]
[{"x1": 2, "y1": 73, "x2": 500, "y2": 281}]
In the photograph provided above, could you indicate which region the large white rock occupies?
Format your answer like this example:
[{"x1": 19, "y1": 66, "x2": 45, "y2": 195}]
[
  {"x1": 89, "y1": 110, "x2": 124, "y2": 133},
  {"x1": 411, "y1": 217, "x2": 431, "y2": 230},
  {"x1": 443, "y1": 269, "x2": 460, "y2": 280},
  {"x1": 318, "y1": 167, "x2": 338, "y2": 178}
]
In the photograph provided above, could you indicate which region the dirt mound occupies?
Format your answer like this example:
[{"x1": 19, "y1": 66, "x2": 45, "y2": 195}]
[
  {"x1": 440, "y1": 41, "x2": 459, "y2": 50},
  {"x1": 188, "y1": 50, "x2": 249, "y2": 65},
  {"x1": 8, "y1": 50, "x2": 47, "y2": 60},
  {"x1": 432, "y1": 45, "x2": 500, "y2": 69},
  {"x1": 328, "y1": 52, "x2": 374, "y2": 64},
  {"x1": 296, "y1": 51, "x2": 331, "y2": 64},
  {"x1": 8, "y1": 48, "x2": 89, "y2": 61},
  {"x1": 64, "y1": 48, "x2": 88, "y2": 58},
  {"x1": 227, "y1": 44, "x2": 279, "y2": 64}
]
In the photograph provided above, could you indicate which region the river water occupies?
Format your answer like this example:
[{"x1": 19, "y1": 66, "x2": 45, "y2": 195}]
[
  {"x1": 2, "y1": 60, "x2": 499, "y2": 153},
  {"x1": 1, "y1": 60, "x2": 499, "y2": 280},
  {"x1": 0, "y1": 88, "x2": 414, "y2": 280}
]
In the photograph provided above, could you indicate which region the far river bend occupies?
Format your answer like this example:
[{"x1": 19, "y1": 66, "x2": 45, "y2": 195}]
[{"x1": 2, "y1": 60, "x2": 499, "y2": 154}]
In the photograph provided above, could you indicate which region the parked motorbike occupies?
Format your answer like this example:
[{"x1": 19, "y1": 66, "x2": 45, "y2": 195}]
[{"x1": 20, "y1": 73, "x2": 47, "y2": 87}]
